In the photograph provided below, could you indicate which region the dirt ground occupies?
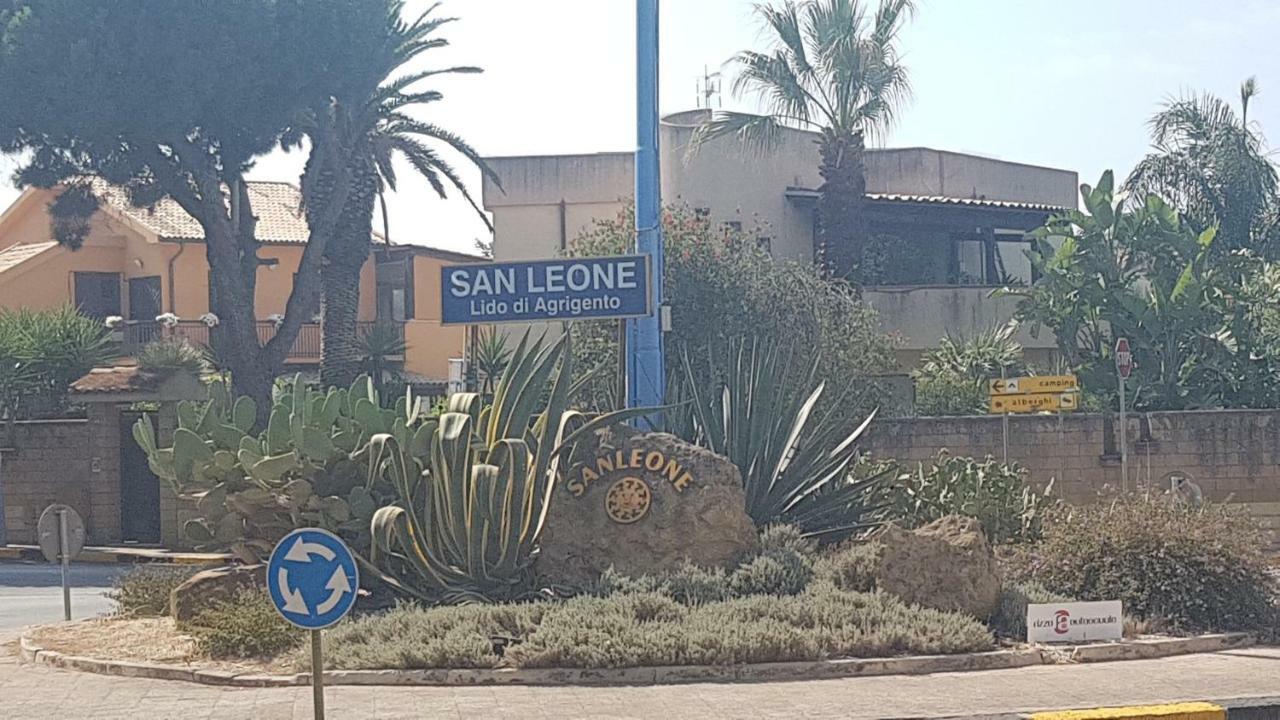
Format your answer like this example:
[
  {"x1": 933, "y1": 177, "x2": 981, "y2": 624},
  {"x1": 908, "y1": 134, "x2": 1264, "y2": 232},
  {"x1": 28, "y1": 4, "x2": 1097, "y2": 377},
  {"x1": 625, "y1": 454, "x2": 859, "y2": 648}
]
[{"x1": 28, "y1": 617, "x2": 296, "y2": 675}]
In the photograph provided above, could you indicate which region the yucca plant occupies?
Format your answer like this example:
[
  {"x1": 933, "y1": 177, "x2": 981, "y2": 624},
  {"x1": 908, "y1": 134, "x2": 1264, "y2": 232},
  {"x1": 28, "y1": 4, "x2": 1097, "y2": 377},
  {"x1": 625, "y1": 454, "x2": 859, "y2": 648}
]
[
  {"x1": 367, "y1": 332, "x2": 647, "y2": 602},
  {"x1": 678, "y1": 338, "x2": 889, "y2": 541}
]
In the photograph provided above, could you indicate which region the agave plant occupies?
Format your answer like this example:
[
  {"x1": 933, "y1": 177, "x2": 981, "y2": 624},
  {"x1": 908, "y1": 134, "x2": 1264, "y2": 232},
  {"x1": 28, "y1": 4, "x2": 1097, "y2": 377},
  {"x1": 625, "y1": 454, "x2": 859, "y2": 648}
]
[
  {"x1": 678, "y1": 338, "x2": 889, "y2": 541},
  {"x1": 367, "y1": 332, "x2": 644, "y2": 602}
]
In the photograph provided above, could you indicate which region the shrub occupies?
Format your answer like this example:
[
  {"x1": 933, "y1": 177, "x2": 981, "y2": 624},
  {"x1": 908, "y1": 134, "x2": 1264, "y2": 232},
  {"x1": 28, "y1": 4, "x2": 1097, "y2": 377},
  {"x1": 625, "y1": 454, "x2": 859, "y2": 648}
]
[
  {"x1": 182, "y1": 589, "x2": 302, "y2": 659},
  {"x1": 820, "y1": 541, "x2": 882, "y2": 593},
  {"x1": 988, "y1": 582, "x2": 1073, "y2": 641},
  {"x1": 728, "y1": 526, "x2": 817, "y2": 596},
  {"x1": 321, "y1": 584, "x2": 994, "y2": 670},
  {"x1": 315, "y1": 601, "x2": 540, "y2": 670},
  {"x1": 0, "y1": 305, "x2": 112, "y2": 420},
  {"x1": 883, "y1": 451, "x2": 1052, "y2": 544},
  {"x1": 1015, "y1": 494, "x2": 1278, "y2": 634},
  {"x1": 136, "y1": 338, "x2": 210, "y2": 375},
  {"x1": 107, "y1": 564, "x2": 202, "y2": 617}
]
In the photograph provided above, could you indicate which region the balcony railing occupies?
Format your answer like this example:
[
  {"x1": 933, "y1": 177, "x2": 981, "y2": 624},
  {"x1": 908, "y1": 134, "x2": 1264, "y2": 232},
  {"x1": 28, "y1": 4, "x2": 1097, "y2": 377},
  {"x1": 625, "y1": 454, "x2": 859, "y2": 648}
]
[{"x1": 121, "y1": 320, "x2": 402, "y2": 362}]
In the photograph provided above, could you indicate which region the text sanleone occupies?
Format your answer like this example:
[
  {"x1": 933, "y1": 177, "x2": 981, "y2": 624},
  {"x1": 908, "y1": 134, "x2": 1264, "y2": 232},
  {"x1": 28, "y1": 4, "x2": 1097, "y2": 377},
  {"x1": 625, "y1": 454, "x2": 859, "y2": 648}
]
[
  {"x1": 567, "y1": 448, "x2": 694, "y2": 497},
  {"x1": 449, "y1": 261, "x2": 640, "y2": 298}
]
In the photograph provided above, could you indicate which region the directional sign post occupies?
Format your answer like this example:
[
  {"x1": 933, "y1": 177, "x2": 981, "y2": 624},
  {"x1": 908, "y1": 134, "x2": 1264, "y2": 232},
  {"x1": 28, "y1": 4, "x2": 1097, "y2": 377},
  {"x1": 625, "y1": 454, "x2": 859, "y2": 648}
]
[
  {"x1": 1115, "y1": 338, "x2": 1132, "y2": 491},
  {"x1": 268, "y1": 528, "x2": 359, "y2": 720}
]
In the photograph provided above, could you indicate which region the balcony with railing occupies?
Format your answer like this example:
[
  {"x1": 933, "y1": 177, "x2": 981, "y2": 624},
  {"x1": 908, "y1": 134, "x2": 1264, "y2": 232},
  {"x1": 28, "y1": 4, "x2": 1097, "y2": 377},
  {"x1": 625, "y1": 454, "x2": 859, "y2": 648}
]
[{"x1": 121, "y1": 320, "x2": 403, "y2": 362}]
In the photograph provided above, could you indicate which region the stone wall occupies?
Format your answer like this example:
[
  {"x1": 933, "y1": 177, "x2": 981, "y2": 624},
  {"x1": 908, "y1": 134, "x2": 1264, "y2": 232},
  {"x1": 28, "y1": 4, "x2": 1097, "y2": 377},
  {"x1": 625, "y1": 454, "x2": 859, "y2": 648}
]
[
  {"x1": 862, "y1": 409, "x2": 1280, "y2": 540},
  {"x1": 0, "y1": 418, "x2": 105, "y2": 544}
]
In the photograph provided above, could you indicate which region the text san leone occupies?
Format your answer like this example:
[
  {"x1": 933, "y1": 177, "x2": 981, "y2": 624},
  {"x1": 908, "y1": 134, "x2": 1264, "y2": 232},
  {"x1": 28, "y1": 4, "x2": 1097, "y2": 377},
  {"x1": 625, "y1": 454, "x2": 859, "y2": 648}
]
[{"x1": 567, "y1": 448, "x2": 693, "y2": 497}]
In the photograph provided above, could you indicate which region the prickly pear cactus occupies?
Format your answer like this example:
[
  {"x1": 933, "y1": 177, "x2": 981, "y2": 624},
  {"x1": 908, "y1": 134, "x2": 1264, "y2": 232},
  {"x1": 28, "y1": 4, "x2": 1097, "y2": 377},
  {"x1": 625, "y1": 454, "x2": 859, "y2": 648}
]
[{"x1": 133, "y1": 374, "x2": 436, "y2": 563}]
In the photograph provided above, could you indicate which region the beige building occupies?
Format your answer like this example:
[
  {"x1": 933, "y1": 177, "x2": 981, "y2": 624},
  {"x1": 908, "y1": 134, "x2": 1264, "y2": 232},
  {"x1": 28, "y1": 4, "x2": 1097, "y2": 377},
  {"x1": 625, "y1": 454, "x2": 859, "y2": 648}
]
[{"x1": 481, "y1": 109, "x2": 1078, "y2": 367}]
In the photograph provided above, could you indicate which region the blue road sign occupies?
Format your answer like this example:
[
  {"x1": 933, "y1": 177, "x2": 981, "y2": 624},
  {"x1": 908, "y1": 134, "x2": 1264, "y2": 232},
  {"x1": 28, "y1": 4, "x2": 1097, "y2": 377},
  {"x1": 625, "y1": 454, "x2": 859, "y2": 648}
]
[
  {"x1": 441, "y1": 255, "x2": 651, "y2": 325},
  {"x1": 267, "y1": 528, "x2": 358, "y2": 630}
]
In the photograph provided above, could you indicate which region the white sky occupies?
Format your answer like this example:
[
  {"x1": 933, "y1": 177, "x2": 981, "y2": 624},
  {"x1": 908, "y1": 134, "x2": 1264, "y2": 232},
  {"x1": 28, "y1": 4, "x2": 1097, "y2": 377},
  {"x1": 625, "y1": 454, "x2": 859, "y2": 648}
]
[{"x1": 2, "y1": 0, "x2": 1278, "y2": 255}]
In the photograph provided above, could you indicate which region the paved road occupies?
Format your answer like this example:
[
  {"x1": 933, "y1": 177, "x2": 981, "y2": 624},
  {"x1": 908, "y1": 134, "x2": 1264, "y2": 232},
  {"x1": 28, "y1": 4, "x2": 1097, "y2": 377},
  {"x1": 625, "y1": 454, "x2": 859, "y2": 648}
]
[
  {"x1": 0, "y1": 562, "x2": 123, "y2": 630},
  {"x1": 0, "y1": 640, "x2": 1278, "y2": 720}
]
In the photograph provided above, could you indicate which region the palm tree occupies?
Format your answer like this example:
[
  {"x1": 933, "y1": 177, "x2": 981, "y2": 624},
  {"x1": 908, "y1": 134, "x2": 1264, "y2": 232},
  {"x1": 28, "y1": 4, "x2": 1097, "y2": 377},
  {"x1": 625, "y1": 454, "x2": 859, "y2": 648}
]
[
  {"x1": 314, "y1": 1, "x2": 498, "y2": 388},
  {"x1": 1126, "y1": 77, "x2": 1278, "y2": 256},
  {"x1": 693, "y1": 0, "x2": 914, "y2": 281}
]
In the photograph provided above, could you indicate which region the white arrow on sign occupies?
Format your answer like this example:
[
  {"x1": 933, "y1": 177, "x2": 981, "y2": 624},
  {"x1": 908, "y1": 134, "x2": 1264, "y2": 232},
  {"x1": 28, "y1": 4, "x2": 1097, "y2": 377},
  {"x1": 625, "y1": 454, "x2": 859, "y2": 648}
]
[
  {"x1": 315, "y1": 565, "x2": 352, "y2": 615},
  {"x1": 277, "y1": 567, "x2": 309, "y2": 614},
  {"x1": 284, "y1": 537, "x2": 336, "y2": 563}
]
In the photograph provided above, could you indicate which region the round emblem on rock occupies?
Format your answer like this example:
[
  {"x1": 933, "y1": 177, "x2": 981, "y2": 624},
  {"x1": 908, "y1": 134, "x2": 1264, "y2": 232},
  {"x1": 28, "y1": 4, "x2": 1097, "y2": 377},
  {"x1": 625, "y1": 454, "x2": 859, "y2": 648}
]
[{"x1": 605, "y1": 476, "x2": 651, "y2": 524}]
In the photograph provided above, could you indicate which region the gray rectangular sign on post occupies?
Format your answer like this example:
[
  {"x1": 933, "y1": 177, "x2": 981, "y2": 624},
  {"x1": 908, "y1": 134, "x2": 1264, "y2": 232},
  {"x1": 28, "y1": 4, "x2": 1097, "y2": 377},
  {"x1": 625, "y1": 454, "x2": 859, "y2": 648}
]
[{"x1": 440, "y1": 255, "x2": 651, "y2": 325}]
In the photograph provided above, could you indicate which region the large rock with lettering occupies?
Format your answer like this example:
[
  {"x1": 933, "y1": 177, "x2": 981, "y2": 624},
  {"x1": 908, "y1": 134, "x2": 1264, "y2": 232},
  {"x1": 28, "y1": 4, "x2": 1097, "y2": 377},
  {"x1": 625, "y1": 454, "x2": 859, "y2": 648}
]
[{"x1": 538, "y1": 429, "x2": 758, "y2": 587}]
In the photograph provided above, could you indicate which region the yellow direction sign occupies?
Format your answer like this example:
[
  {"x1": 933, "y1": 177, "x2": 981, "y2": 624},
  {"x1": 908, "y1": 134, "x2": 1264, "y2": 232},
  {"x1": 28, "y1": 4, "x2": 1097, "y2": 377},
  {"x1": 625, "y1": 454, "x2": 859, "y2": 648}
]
[
  {"x1": 989, "y1": 375, "x2": 1078, "y2": 396},
  {"x1": 989, "y1": 391, "x2": 1079, "y2": 414}
]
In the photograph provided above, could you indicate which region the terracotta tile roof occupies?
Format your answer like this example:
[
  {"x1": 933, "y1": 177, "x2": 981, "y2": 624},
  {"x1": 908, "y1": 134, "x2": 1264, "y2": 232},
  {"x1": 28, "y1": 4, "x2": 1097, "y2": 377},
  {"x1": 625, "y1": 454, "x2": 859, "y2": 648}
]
[
  {"x1": 865, "y1": 193, "x2": 1064, "y2": 213},
  {"x1": 784, "y1": 187, "x2": 1065, "y2": 213},
  {"x1": 0, "y1": 241, "x2": 58, "y2": 273},
  {"x1": 90, "y1": 179, "x2": 311, "y2": 244},
  {"x1": 70, "y1": 366, "x2": 162, "y2": 394}
]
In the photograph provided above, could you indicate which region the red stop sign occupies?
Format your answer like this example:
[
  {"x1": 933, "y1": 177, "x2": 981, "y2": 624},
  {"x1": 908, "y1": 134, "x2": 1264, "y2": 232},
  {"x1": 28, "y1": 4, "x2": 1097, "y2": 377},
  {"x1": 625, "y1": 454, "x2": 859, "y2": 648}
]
[{"x1": 1115, "y1": 338, "x2": 1133, "y2": 379}]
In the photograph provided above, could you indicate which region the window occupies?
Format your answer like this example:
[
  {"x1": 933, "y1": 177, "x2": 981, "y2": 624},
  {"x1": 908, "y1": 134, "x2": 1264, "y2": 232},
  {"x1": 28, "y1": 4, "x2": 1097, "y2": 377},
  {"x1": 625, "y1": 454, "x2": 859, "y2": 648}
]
[
  {"x1": 73, "y1": 272, "x2": 122, "y2": 320},
  {"x1": 993, "y1": 230, "x2": 1034, "y2": 286},
  {"x1": 953, "y1": 230, "x2": 1034, "y2": 286},
  {"x1": 756, "y1": 236, "x2": 773, "y2": 255},
  {"x1": 722, "y1": 220, "x2": 742, "y2": 234},
  {"x1": 376, "y1": 259, "x2": 414, "y2": 322},
  {"x1": 694, "y1": 207, "x2": 710, "y2": 218}
]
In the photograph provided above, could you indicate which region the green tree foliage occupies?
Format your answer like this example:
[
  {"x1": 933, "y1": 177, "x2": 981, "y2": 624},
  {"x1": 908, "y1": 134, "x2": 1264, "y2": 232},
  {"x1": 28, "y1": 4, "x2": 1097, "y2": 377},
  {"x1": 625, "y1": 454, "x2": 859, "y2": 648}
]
[
  {"x1": 692, "y1": 0, "x2": 914, "y2": 280},
  {"x1": 0, "y1": 0, "x2": 397, "y2": 413},
  {"x1": 568, "y1": 205, "x2": 896, "y2": 417},
  {"x1": 311, "y1": 2, "x2": 497, "y2": 387},
  {"x1": 912, "y1": 322, "x2": 1024, "y2": 416},
  {"x1": 0, "y1": 306, "x2": 112, "y2": 421},
  {"x1": 1126, "y1": 78, "x2": 1278, "y2": 256},
  {"x1": 1005, "y1": 171, "x2": 1277, "y2": 410}
]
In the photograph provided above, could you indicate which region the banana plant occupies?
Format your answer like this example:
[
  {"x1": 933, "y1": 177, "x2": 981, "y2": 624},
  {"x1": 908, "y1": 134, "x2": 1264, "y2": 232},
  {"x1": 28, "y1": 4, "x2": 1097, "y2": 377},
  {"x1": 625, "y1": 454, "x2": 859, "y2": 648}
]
[
  {"x1": 678, "y1": 337, "x2": 890, "y2": 541},
  {"x1": 367, "y1": 332, "x2": 653, "y2": 601}
]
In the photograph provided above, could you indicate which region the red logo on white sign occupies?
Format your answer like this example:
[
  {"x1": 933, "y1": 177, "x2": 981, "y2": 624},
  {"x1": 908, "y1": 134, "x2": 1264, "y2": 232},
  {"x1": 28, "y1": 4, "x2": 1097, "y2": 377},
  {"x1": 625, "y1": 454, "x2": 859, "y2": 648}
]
[{"x1": 1054, "y1": 609, "x2": 1071, "y2": 634}]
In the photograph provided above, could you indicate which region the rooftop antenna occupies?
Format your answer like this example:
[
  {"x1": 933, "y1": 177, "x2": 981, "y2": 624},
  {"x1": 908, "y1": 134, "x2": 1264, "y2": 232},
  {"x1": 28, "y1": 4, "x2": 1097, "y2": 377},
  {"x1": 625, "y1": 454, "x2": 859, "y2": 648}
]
[{"x1": 696, "y1": 65, "x2": 722, "y2": 109}]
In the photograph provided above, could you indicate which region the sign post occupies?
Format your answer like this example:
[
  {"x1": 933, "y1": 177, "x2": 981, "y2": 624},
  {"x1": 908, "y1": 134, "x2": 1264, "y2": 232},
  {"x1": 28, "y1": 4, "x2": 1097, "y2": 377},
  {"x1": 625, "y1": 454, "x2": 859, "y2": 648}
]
[
  {"x1": 631, "y1": 0, "x2": 665, "y2": 413},
  {"x1": 267, "y1": 528, "x2": 359, "y2": 720},
  {"x1": 37, "y1": 504, "x2": 84, "y2": 621},
  {"x1": 1115, "y1": 338, "x2": 1133, "y2": 491}
]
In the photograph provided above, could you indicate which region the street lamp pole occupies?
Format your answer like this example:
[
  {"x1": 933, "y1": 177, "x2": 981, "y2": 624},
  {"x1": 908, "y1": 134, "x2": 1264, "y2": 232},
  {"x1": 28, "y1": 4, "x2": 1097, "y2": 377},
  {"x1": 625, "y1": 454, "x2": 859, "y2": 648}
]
[{"x1": 628, "y1": 0, "x2": 665, "y2": 415}]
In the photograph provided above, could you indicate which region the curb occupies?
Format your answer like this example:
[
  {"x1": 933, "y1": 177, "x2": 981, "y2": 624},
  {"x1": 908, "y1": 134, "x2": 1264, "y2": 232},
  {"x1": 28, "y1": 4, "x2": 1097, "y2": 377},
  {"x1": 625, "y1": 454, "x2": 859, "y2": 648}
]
[
  {"x1": 15, "y1": 632, "x2": 1255, "y2": 688},
  {"x1": 0, "y1": 545, "x2": 227, "y2": 565}
]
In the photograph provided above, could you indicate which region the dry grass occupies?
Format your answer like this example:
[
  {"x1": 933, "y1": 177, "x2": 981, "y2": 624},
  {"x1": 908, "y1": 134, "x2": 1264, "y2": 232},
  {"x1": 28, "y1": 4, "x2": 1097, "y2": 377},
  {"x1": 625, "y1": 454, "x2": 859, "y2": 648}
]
[{"x1": 28, "y1": 617, "x2": 294, "y2": 674}]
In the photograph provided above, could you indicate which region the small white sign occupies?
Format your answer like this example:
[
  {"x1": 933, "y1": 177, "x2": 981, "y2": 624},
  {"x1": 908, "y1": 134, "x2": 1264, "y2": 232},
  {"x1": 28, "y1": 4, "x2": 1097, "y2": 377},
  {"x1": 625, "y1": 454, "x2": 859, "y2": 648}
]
[{"x1": 1027, "y1": 601, "x2": 1123, "y2": 643}]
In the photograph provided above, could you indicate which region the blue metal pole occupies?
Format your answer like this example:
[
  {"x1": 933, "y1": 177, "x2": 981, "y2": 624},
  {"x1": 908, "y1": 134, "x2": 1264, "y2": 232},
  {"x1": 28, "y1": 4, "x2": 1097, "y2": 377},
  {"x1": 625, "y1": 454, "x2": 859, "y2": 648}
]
[{"x1": 629, "y1": 0, "x2": 665, "y2": 413}]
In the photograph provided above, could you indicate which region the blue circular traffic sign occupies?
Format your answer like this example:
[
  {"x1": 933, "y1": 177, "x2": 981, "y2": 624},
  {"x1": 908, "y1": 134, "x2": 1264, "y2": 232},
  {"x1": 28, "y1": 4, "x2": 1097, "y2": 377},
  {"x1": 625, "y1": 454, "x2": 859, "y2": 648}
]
[{"x1": 267, "y1": 528, "x2": 359, "y2": 629}]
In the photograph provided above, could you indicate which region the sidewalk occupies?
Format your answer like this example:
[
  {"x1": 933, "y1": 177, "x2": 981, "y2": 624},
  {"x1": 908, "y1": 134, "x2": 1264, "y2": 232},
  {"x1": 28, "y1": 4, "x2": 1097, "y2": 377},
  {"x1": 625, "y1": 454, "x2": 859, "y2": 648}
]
[
  {"x1": 1, "y1": 635, "x2": 1278, "y2": 720},
  {"x1": 0, "y1": 544, "x2": 227, "y2": 565}
]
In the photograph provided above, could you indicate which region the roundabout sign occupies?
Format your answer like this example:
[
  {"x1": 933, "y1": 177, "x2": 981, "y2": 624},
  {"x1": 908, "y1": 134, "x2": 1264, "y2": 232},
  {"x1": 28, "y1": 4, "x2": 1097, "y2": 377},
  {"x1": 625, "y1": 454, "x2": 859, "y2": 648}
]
[
  {"x1": 267, "y1": 527, "x2": 358, "y2": 630},
  {"x1": 266, "y1": 527, "x2": 358, "y2": 720}
]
